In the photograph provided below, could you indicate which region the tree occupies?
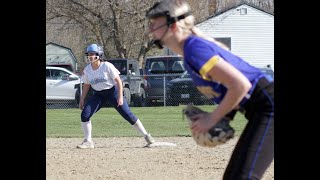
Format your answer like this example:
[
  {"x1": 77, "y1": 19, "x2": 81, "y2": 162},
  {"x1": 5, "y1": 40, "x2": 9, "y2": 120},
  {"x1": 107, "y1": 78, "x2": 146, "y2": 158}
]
[
  {"x1": 47, "y1": 0, "x2": 158, "y2": 69},
  {"x1": 46, "y1": 0, "x2": 273, "y2": 70}
]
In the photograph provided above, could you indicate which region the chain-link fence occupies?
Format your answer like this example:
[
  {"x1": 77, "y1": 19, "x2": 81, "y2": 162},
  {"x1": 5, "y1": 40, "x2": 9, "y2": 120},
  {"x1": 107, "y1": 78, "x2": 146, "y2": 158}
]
[
  {"x1": 144, "y1": 74, "x2": 214, "y2": 107},
  {"x1": 46, "y1": 73, "x2": 214, "y2": 109},
  {"x1": 46, "y1": 81, "x2": 81, "y2": 109}
]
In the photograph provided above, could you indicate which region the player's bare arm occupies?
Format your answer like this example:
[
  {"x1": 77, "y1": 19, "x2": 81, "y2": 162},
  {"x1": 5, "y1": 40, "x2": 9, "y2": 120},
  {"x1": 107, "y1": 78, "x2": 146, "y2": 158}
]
[
  {"x1": 81, "y1": 83, "x2": 91, "y2": 100},
  {"x1": 114, "y1": 76, "x2": 123, "y2": 106},
  {"x1": 192, "y1": 58, "x2": 251, "y2": 133},
  {"x1": 79, "y1": 83, "x2": 91, "y2": 109}
]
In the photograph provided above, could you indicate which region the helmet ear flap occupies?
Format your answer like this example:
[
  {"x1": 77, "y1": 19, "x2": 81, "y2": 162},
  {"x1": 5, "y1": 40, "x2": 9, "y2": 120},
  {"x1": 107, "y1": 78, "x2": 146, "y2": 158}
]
[
  {"x1": 97, "y1": 46, "x2": 104, "y2": 57},
  {"x1": 166, "y1": 12, "x2": 175, "y2": 26}
]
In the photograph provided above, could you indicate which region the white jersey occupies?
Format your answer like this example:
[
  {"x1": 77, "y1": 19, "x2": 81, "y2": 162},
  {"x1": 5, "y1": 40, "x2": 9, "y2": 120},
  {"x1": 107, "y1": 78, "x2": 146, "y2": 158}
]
[{"x1": 82, "y1": 61, "x2": 120, "y2": 91}]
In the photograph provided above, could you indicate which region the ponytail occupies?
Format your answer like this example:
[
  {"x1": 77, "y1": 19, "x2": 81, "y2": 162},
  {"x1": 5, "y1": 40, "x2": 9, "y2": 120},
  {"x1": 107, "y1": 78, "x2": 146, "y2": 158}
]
[{"x1": 191, "y1": 27, "x2": 230, "y2": 51}]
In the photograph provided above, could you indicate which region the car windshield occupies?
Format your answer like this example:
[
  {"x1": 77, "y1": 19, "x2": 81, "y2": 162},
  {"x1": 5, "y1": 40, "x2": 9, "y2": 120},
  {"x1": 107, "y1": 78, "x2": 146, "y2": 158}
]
[
  {"x1": 47, "y1": 64, "x2": 73, "y2": 72},
  {"x1": 146, "y1": 56, "x2": 185, "y2": 74},
  {"x1": 180, "y1": 71, "x2": 190, "y2": 78}
]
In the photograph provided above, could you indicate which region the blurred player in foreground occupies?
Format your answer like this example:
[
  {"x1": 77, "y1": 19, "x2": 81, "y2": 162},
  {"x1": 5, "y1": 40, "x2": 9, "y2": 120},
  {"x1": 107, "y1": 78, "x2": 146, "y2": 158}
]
[{"x1": 146, "y1": 0, "x2": 274, "y2": 179}]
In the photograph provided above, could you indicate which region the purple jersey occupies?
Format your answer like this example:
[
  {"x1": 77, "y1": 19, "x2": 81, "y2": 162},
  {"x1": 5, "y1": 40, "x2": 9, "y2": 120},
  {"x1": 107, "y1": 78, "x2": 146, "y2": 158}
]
[{"x1": 183, "y1": 35, "x2": 269, "y2": 107}]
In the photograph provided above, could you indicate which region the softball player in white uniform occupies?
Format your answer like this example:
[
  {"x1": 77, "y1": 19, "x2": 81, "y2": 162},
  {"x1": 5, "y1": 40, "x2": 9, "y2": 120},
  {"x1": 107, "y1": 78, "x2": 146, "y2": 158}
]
[{"x1": 77, "y1": 44, "x2": 155, "y2": 148}]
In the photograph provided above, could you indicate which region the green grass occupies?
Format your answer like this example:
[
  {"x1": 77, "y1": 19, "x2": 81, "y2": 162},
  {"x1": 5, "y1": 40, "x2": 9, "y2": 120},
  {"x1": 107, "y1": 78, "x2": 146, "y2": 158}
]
[{"x1": 46, "y1": 105, "x2": 247, "y2": 138}]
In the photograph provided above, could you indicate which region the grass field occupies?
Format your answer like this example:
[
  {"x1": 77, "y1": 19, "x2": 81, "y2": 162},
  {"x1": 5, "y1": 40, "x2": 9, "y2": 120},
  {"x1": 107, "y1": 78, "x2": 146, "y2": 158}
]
[{"x1": 46, "y1": 105, "x2": 247, "y2": 138}]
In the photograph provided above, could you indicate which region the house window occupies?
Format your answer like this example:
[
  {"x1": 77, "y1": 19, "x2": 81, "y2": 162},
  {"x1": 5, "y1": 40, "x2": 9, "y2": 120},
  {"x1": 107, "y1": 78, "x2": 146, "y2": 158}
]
[
  {"x1": 240, "y1": 8, "x2": 247, "y2": 15},
  {"x1": 214, "y1": 37, "x2": 231, "y2": 50}
]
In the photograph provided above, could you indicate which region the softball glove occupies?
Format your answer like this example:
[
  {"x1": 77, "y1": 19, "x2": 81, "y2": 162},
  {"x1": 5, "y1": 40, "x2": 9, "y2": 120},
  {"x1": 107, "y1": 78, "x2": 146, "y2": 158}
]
[{"x1": 182, "y1": 104, "x2": 235, "y2": 147}]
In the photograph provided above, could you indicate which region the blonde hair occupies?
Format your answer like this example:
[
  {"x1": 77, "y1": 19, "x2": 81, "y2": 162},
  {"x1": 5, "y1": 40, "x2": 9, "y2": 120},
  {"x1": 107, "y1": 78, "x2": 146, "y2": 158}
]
[{"x1": 164, "y1": 0, "x2": 230, "y2": 50}]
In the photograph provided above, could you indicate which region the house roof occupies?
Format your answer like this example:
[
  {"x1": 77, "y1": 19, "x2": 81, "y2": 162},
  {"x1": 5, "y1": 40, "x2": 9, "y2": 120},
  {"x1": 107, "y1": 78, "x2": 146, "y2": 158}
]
[
  {"x1": 46, "y1": 42, "x2": 78, "y2": 64},
  {"x1": 201, "y1": 2, "x2": 273, "y2": 23},
  {"x1": 46, "y1": 42, "x2": 73, "y2": 51}
]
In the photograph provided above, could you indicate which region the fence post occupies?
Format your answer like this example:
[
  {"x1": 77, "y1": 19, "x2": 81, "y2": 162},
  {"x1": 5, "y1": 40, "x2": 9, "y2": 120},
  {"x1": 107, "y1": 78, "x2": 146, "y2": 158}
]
[
  {"x1": 163, "y1": 74, "x2": 166, "y2": 106},
  {"x1": 79, "y1": 76, "x2": 82, "y2": 99}
]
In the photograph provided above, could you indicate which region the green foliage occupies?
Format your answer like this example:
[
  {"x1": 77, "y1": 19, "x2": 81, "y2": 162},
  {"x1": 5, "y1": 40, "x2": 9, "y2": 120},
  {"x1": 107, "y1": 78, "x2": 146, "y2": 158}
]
[{"x1": 46, "y1": 105, "x2": 247, "y2": 137}]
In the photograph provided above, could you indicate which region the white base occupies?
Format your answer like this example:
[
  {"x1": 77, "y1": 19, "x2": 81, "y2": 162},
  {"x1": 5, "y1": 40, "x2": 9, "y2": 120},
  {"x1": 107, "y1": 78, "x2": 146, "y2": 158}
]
[{"x1": 145, "y1": 142, "x2": 177, "y2": 148}]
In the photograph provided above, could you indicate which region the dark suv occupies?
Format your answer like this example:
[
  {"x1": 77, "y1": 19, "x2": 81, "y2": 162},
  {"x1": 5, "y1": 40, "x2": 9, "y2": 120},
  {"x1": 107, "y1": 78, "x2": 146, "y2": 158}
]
[
  {"x1": 144, "y1": 55, "x2": 185, "y2": 106},
  {"x1": 166, "y1": 71, "x2": 214, "y2": 106}
]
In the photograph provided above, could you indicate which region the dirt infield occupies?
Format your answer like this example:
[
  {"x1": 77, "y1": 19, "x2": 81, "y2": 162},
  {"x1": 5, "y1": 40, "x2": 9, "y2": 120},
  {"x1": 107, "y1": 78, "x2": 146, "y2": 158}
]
[{"x1": 46, "y1": 137, "x2": 274, "y2": 180}]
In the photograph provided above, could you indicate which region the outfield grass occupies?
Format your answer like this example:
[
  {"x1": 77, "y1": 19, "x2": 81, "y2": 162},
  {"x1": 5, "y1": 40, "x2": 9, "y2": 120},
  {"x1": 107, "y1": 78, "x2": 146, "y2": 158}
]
[{"x1": 46, "y1": 105, "x2": 247, "y2": 138}]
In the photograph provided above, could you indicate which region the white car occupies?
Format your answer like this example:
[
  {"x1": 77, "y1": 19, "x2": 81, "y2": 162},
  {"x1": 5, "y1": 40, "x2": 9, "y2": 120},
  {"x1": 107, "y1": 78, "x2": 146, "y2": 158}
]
[{"x1": 46, "y1": 66, "x2": 81, "y2": 104}]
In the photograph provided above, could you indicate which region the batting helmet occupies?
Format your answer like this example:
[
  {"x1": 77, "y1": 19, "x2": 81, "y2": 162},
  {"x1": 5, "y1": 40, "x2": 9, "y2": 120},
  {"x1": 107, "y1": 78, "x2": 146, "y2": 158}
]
[{"x1": 85, "y1": 44, "x2": 104, "y2": 57}]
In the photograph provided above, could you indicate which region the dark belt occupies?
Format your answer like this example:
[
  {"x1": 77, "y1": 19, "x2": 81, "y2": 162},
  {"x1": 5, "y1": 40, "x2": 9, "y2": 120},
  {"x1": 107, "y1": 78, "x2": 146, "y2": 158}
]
[{"x1": 238, "y1": 77, "x2": 273, "y2": 114}]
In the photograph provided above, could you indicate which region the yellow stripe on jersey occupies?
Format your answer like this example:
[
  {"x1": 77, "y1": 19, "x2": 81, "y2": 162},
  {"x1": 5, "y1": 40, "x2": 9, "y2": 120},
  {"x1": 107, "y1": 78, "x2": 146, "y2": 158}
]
[{"x1": 199, "y1": 55, "x2": 220, "y2": 80}]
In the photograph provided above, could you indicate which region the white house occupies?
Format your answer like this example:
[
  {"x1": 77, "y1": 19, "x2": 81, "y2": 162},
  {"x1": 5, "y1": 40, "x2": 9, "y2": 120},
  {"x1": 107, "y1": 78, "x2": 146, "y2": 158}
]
[
  {"x1": 196, "y1": 3, "x2": 274, "y2": 70},
  {"x1": 46, "y1": 42, "x2": 79, "y2": 73}
]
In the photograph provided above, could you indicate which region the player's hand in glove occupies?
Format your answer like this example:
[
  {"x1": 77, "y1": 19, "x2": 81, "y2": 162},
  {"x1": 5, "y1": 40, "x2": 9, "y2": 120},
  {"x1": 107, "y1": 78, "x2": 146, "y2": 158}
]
[
  {"x1": 183, "y1": 104, "x2": 235, "y2": 147},
  {"x1": 190, "y1": 112, "x2": 215, "y2": 133}
]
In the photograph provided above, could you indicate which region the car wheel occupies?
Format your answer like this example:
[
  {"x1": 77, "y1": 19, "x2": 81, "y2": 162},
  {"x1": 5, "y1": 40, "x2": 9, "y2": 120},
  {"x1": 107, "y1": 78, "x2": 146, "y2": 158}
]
[
  {"x1": 166, "y1": 98, "x2": 178, "y2": 106},
  {"x1": 133, "y1": 88, "x2": 146, "y2": 107},
  {"x1": 75, "y1": 88, "x2": 80, "y2": 107},
  {"x1": 75, "y1": 86, "x2": 93, "y2": 108},
  {"x1": 123, "y1": 87, "x2": 131, "y2": 105},
  {"x1": 145, "y1": 97, "x2": 152, "y2": 107}
]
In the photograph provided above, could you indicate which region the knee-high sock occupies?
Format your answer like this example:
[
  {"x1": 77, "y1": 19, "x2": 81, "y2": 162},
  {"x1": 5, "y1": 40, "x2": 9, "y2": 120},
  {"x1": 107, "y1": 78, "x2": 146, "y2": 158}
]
[
  {"x1": 132, "y1": 119, "x2": 148, "y2": 136},
  {"x1": 81, "y1": 121, "x2": 92, "y2": 141}
]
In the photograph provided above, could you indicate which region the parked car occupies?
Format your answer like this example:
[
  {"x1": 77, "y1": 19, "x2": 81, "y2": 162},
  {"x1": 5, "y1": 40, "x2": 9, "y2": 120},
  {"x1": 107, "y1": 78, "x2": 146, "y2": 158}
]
[
  {"x1": 46, "y1": 66, "x2": 81, "y2": 105},
  {"x1": 144, "y1": 55, "x2": 185, "y2": 106},
  {"x1": 166, "y1": 71, "x2": 214, "y2": 106},
  {"x1": 46, "y1": 64, "x2": 79, "y2": 75}
]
